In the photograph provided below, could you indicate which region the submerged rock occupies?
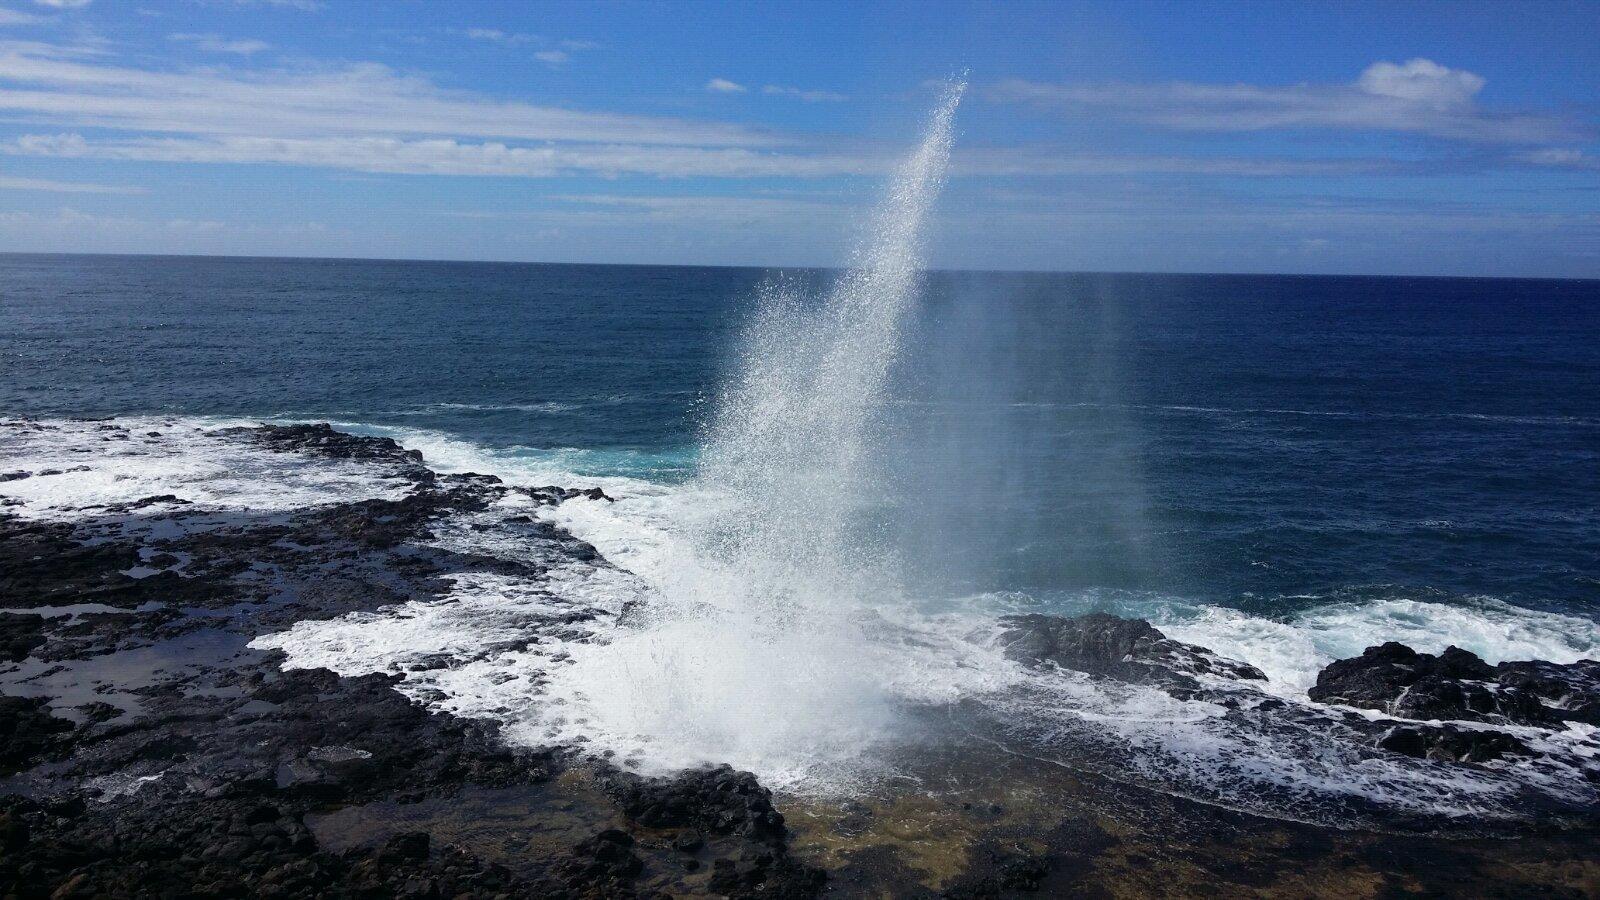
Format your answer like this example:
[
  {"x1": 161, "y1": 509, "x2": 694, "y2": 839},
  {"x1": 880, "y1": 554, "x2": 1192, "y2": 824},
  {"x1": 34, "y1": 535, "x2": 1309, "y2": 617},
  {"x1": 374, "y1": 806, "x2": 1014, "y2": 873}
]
[
  {"x1": 1310, "y1": 642, "x2": 1598, "y2": 726},
  {"x1": 997, "y1": 612, "x2": 1267, "y2": 688}
]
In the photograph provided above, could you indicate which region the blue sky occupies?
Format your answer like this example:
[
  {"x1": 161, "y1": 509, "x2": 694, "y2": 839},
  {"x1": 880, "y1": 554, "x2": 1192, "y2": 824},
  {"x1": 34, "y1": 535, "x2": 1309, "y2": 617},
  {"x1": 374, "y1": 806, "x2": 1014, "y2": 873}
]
[{"x1": 1, "y1": 0, "x2": 1597, "y2": 276}]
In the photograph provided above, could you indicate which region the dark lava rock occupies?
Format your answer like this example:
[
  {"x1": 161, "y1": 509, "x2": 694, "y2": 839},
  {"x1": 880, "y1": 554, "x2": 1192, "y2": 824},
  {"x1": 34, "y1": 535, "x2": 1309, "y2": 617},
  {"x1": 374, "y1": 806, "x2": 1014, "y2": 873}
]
[
  {"x1": 610, "y1": 763, "x2": 787, "y2": 842},
  {"x1": 1310, "y1": 642, "x2": 1596, "y2": 726},
  {"x1": 998, "y1": 613, "x2": 1267, "y2": 688},
  {"x1": 0, "y1": 694, "x2": 73, "y2": 774},
  {"x1": 0, "y1": 794, "x2": 543, "y2": 899},
  {"x1": 518, "y1": 485, "x2": 617, "y2": 505},
  {"x1": 941, "y1": 845, "x2": 1053, "y2": 898},
  {"x1": 559, "y1": 828, "x2": 644, "y2": 891},
  {"x1": 0, "y1": 514, "x2": 143, "y2": 608},
  {"x1": 0, "y1": 612, "x2": 46, "y2": 662},
  {"x1": 96, "y1": 493, "x2": 192, "y2": 513},
  {"x1": 706, "y1": 850, "x2": 827, "y2": 899},
  {"x1": 1377, "y1": 724, "x2": 1534, "y2": 763},
  {"x1": 1497, "y1": 659, "x2": 1600, "y2": 726},
  {"x1": 236, "y1": 421, "x2": 425, "y2": 466},
  {"x1": 605, "y1": 765, "x2": 825, "y2": 896}
]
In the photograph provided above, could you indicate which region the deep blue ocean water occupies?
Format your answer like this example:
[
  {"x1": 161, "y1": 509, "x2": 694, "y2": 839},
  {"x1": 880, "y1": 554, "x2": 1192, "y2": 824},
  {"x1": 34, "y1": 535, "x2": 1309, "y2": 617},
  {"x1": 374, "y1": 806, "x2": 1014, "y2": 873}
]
[{"x1": 3, "y1": 253, "x2": 1598, "y2": 623}]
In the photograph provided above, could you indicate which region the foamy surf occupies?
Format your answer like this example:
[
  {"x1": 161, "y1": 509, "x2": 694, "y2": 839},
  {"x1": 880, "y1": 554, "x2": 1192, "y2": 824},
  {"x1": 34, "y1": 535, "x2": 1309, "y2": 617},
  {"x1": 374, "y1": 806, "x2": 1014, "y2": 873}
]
[{"x1": 0, "y1": 416, "x2": 413, "y2": 523}]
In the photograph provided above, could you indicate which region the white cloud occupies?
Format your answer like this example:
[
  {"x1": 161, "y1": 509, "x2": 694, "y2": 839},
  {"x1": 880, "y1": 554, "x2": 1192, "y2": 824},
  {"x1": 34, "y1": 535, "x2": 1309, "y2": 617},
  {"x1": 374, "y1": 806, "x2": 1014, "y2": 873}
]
[
  {"x1": 6, "y1": 131, "x2": 1428, "y2": 182},
  {"x1": 460, "y1": 28, "x2": 531, "y2": 45},
  {"x1": 32, "y1": 0, "x2": 90, "y2": 8},
  {"x1": 3, "y1": 132, "x2": 879, "y2": 178},
  {"x1": 954, "y1": 148, "x2": 1403, "y2": 177},
  {"x1": 0, "y1": 173, "x2": 144, "y2": 192},
  {"x1": 989, "y1": 59, "x2": 1584, "y2": 143},
  {"x1": 551, "y1": 193, "x2": 850, "y2": 225},
  {"x1": 706, "y1": 78, "x2": 746, "y2": 94},
  {"x1": 0, "y1": 42, "x2": 775, "y2": 146},
  {"x1": 0, "y1": 6, "x2": 45, "y2": 24},
  {"x1": 457, "y1": 29, "x2": 593, "y2": 65},
  {"x1": 762, "y1": 85, "x2": 848, "y2": 102},
  {"x1": 1517, "y1": 148, "x2": 1600, "y2": 171},
  {"x1": 168, "y1": 33, "x2": 270, "y2": 55},
  {"x1": 1356, "y1": 59, "x2": 1484, "y2": 105},
  {"x1": 197, "y1": 0, "x2": 322, "y2": 10}
]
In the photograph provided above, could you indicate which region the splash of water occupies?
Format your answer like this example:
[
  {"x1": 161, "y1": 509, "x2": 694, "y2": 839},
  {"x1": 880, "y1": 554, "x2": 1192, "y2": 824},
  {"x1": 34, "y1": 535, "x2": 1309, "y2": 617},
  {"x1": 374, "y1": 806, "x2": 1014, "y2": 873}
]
[
  {"x1": 695, "y1": 80, "x2": 963, "y2": 621},
  {"x1": 544, "y1": 82, "x2": 968, "y2": 788}
]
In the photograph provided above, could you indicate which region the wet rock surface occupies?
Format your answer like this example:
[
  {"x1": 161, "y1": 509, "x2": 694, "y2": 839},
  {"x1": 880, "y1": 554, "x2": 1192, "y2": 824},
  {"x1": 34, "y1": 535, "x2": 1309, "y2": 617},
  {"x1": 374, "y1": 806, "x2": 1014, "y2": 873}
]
[{"x1": 1376, "y1": 724, "x2": 1533, "y2": 763}]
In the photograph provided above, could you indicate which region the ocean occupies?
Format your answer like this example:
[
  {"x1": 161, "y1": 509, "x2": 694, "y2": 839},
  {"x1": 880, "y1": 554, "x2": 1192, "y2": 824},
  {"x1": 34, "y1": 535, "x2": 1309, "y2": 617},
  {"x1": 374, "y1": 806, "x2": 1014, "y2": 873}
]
[
  {"x1": 6, "y1": 253, "x2": 1597, "y2": 610},
  {"x1": 4, "y1": 252, "x2": 1599, "y2": 813}
]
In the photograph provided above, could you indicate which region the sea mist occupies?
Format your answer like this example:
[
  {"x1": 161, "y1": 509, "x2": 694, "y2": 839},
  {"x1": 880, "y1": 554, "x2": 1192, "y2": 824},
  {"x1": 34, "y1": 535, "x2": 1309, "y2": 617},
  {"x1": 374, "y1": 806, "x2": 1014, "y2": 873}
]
[{"x1": 545, "y1": 82, "x2": 969, "y2": 788}]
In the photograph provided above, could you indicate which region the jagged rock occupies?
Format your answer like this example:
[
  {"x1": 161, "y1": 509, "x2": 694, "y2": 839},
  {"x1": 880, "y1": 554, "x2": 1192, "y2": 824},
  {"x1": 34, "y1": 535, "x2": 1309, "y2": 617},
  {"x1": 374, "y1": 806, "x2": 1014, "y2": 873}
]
[
  {"x1": 0, "y1": 515, "x2": 143, "y2": 608},
  {"x1": 517, "y1": 485, "x2": 616, "y2": 505},
  {"x1": 559, "y1": 829, "x2": 643, "y2": 890},
  {"x1": 610, "y1": 763, "x2": 787, "y2": 842},
  {"x1": 1310, "y1": 643, "x2": 1596, "y2": 726},
  {"x1": 1497, "y1": 659, "x2": 1600, "y2": 726},
  {"x1": 234, "y1": 422, "x2": 425, "y2": 466},
  {"x1": 997, "y1": 613, "x2": 1267, "y2": 688}
]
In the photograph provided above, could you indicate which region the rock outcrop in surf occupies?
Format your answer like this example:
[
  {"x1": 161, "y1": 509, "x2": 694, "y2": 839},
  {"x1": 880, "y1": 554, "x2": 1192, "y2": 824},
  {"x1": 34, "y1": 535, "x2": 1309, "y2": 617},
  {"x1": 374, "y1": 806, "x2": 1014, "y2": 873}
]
[
  {"x1": 998, "y1": 612, "x2": 1268, "y2": 688},
  {"x1": 1310, "y1": 641, "x2": 1600, "y2": 727}
]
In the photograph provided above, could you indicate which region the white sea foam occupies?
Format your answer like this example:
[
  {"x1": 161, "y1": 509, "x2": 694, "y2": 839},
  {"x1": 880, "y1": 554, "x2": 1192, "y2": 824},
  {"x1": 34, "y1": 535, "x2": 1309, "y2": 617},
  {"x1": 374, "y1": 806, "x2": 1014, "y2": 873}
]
[
  {"x1": 0, "y1": 416, "x2": 411, "y2": 522},
  {"x1": 1151, "y1": 597, "x2": 1600, "y2": 697}
]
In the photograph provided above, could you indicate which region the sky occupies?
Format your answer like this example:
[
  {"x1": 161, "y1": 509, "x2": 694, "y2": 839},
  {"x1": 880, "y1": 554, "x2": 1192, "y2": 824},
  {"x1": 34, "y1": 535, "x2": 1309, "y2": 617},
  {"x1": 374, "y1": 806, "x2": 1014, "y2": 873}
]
[{"x1": 0, "y1": 0, "x2": 1597, "y2": 276}]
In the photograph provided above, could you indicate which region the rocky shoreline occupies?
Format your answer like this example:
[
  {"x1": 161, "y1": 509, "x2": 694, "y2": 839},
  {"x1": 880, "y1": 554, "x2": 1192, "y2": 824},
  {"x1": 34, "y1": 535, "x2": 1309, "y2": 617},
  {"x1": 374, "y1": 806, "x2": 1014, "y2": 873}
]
[{"x1": 3, "y1": 419, "x2": 1598, "y2": 897}]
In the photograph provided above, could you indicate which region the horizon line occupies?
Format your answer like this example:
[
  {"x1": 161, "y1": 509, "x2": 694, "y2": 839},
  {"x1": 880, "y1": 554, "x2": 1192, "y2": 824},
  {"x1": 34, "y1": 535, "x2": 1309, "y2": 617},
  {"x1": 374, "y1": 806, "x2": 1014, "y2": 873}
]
[{"x1": 2, "y1": 251, "x2": 1596, "y2": 285}]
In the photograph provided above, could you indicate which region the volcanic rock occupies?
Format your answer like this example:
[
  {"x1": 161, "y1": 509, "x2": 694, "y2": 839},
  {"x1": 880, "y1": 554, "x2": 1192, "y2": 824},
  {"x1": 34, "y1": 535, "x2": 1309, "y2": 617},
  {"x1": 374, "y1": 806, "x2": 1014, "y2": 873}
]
[
  {"x1": 235, "y1": 421, "x2": 425, "y2": 466},
  {"x1": 1310, "y1": 642, "x2": 1597, "y2": 726},
  {"x1": 997, "y1": 613, "x2": 1267, "y2": 688},
  {"x1": 610, "y1": 764, "x2": 787, "y2": 842}
]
